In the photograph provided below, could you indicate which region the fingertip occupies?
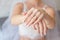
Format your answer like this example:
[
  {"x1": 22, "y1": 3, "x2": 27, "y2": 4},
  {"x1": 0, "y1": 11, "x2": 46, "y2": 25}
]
[
  {"x1": 44, "y1": 32, "x2": 46, "y2": 36},
  {"x1": 27, "y1": 23, "x2": 31, "y2": 27},
  {"x1": 40, "y1": 33, "x2": 44, "y2": 37},
  {"x1": 30, "y1": 7, "x2": 35, "y2": 10},
  {"x1": 24, "y1": 12, "x2": 27, "y2": 15}
]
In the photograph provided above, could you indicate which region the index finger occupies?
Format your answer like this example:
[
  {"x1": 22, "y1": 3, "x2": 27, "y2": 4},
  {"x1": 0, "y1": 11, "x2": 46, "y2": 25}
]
[{"x1": 24, "y1": 8, "x2": 35, "y2": 21}]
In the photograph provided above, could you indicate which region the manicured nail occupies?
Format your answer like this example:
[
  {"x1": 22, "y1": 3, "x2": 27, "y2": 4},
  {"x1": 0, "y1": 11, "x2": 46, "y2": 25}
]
[
  {"x1": 24, "y1": 22, "x2": 27, "y2": 25},
  {"x1": 44, "y1": 32, "x2": 46, "y2": 36},
  {"x1": 26, "y1": 24, "x2": 29, "y2": 27},
  {"x1": 41, "y1": 33, "x2": 43, "y2": 37}
]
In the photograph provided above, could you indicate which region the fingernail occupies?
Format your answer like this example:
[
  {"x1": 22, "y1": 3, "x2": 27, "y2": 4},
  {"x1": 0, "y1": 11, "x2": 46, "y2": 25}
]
[
  {"x1": 40, "y1": 32, "x2": 44, "y2": 37},
  {"x1": 24, "y1": 12, "x2": 27, "y2": 15},
  {"x1": 26, "y1": 24, "x2": 29, "y2": 27},
  {"x1": 26, "y1": 25, "x2": 28, "y2": 27},
  {"x1": 27, "y1": 24, "x2": 30, "y2": 27},
  {"x1": 44, "y1": 32, "x2": 46, "y2": 36},
  {"x1": 24, "y1": 22, "x2": 27, "y2": 25}
]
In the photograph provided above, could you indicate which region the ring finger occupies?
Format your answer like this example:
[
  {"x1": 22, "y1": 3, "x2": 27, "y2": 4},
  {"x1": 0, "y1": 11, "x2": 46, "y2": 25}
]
[
  {"x1": 25, "y1": 9, "x2": 38, "y2": 25},
  {"x1": 27, "y1": 11, "x2": 40, "y2": 26},
  {"x1": 39, "y1": 21, "x2": 44, "y2": 37}
]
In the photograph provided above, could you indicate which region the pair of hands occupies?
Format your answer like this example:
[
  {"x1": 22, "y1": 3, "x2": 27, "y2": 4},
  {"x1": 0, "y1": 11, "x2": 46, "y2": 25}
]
[{"x1": 22, "y1": 8, "x2": 48, "y2": 37}]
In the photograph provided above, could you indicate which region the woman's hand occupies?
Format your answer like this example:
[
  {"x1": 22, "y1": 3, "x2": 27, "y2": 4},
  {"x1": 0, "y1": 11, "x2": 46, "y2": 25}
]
[
  {"x1": 24, "y1": 8, "x2": 44, "y2": 26},
  {"x1": 33, "y1": 19, "x2": 48, "y2": 37},
  {"x1": 23, "y1": 8, "x2": 48, "y2": 37}
]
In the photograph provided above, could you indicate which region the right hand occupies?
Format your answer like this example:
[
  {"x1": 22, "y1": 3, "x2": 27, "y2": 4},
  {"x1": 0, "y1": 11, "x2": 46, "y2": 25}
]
[{"x1": 24, "y1": 8, "x2": 44, "y2": 26}]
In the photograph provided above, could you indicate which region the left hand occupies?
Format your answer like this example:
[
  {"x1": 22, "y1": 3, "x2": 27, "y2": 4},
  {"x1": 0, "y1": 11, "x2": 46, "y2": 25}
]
[{"x1": 33, "y1": 19, "x2": 48, "y2": 37}]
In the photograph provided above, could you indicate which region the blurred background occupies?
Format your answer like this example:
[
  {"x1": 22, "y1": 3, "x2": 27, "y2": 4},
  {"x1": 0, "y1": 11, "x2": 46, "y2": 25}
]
[{"x1": 0, "y1": 0, "x2": 60, "y2": 40}]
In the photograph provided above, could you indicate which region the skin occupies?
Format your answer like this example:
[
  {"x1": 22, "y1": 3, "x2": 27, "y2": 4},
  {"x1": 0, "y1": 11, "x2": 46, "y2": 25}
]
[{"x1": 11, "y1": 0, "x2": 55, "y2": 39}]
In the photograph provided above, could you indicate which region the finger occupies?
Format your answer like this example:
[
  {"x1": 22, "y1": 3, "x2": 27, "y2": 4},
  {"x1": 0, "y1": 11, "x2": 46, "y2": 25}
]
[
  {"x1": 33, "y1": 24, "x2": 37, "y2": 30},
  {"x1": 27, "y1": 12, "x2": 40, "y2": 26},
  {"x1": 24, "y1": 8, "x2": 35, "y2": 22},
  {"x1": 39, "y1": 21, "x2": 44, "y2": 37},
  {"x1": 34, "y1": 23, "x2": 38, "y2": 30},
  {"x1": 37, "y1": 23, "x2": 40, "y2": 34},
  {"x1": 42, "y1": 20, "x2": 47, "y2": 36},
  {"x1": 38, "y1": 23, "x2": 40, "y2": 33},
  {"x1": 25, "y1": 9, "x2": 38, "y2": 25},
  {"x1": 33, "y1": 13, "x2": 44, "y2": 25},
  {"x1": 43, "y1": 20, "x2": 47, "y2": 35}
]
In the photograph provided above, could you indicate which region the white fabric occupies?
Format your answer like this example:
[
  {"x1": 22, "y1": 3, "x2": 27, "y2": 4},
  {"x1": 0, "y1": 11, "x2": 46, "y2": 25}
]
[{"x1": 19, "y1": 23, "x2": 40, "y2": 39}]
